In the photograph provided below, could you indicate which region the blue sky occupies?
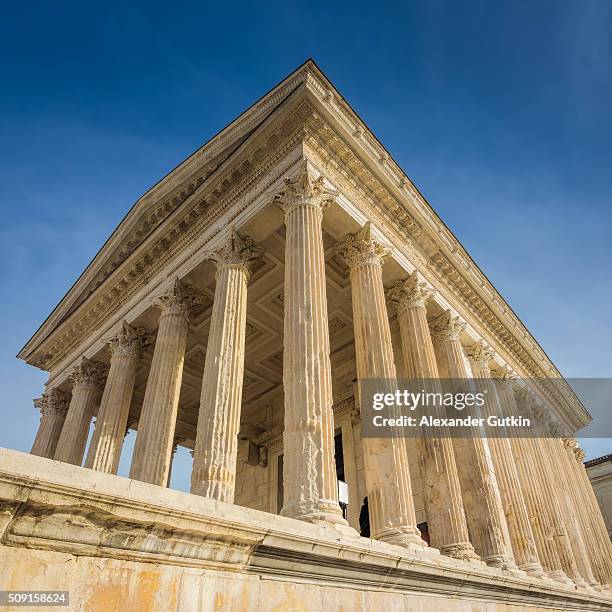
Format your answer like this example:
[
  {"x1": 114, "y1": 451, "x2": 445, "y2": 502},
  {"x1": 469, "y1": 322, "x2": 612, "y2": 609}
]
[{"x1": 1, "y1": 1, "x2": 610, "y2": 490}]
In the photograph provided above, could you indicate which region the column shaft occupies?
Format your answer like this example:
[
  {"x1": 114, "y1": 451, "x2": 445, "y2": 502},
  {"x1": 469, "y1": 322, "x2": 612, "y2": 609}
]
[
  {"x1": 31, "y1": 389, "x2": 70, "y2": 458},
  {"x1": 389, "y1": 274, "x2": 477, "y2": 560},
  {"x1": 467, "y1": 350, "x2": 545, "y2": 577},
  {"x1": 564, "y1": 439, "x2": 612, "y2": 590},
  {"x1": 430, "y1": 311, "x2": 515, "y2": 569},
  {"x1": 129, "y1": 278, "x2": 199, "y2": 486},
  {"x1": 337, "y1": 224, "x2": 423, "y2": 547},
  {"x1": 191, "y1": 229, "x2": 262, "y2": 502},
  {"x1": 546, "y1": 437, "x2": 597, "y2": 588},
  {"x1": 54, "y1": 358, "x2": 105, "y2": 465},
  {"x1": 85, "y1": 322, "x2": 144, "y2": 474},
  {"x1": 274, "y1": 167, "x2": 345, "y2": 525},
  {"x1": 512, "y1": 389, "x2": 581, "y2": 585}
]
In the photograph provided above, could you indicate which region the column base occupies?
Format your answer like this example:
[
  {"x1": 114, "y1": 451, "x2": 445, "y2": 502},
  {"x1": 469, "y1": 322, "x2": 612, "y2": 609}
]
[
  {"x1": 372, "y1": 526, "x2": 427, "y2": 549},
  {"x1": 519, "y1": 562, "x2": 547, "y2": 579},
  {"x1": 440, "y1": 542, "x2": 481, "y2": 563},
  {"x1": 281, "y1": 500, "x2": 349, "y2": 527},
  {"x1": 572, "y1": 576, "x2": 590, "y2": 589},
  {"x1": 547, "y1": 569, "x2": 574, "y2": 587},
  {"x1": 482, "y1": 554, "x2": 520, "y2": 573}
]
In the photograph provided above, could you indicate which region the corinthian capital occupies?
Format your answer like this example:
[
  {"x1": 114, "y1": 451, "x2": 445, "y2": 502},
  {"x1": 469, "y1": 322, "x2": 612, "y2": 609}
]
[
  {"x1": 387, "y1": 271, "x2": 435, "y2": 311},
  {"x1": 563, "y1": 438, "x2": 586, "y2": 462},
  {"x1": 70, "y1": 356, "x2": 107, "y2": 389},
  {"x1": 207, "y1": 227, "x2": 263, "y2": 275},
  {"x1": 154, "y1": 277, "x2": 202, "y2": 316},
  {"x1": 493, "y1": 364, "x2": 516, "y2": 381},
  {"x1": 335, "y1": 222, "x2": 389, "y2": 269},
  {"x1": 492, "y1": 364, "x2": 520, "y2": 391},
  {"x1": 108, "y1": 321, "x2": 147, "y2": 358},
  {"x1": 34, "y1": 388, "x2": 70, "y2": 418},
  {"x1": 466, "y1": 340, "x2": 494, "y2": 369},
  {"x1": 273, "y1": 161, "x2": 336, "y2": 215},
  {"x1": 429, "y1": 309, "x2": 465, "y2": 342}
]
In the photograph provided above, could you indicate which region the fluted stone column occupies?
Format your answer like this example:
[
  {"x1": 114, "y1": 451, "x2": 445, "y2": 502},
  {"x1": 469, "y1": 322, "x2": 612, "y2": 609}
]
[
  {"x1": 272, "y1": 166, "x2": 346, "y2": 526},
  {"x1": 388, "y1": 273, "x2": 477, "y2": 560},
  {"x1": 429, "y1": 311, "x2": 515, "y2": 569},
  {"x1": 130, "y1": 278, "x2": 200, "y2": 486},
  {"x1": 470, "y1": 352, "x2": 547, "y2": 577},
  {"x1": 466, "y1": 349, "x2": 546, "y2": 578},
  {"x1": 563, "y1": 438, "x2": 612, "y2": 591},
  {"x1": 85, "y1": 322, "x2": 146, "y2": 474},
  {"x1": 31, "y1": 389, "x2": 70, "y2": 458},
  {"x1": 561, "y1": 438, "x2": 605, "y2": 590},
  {"x1": 54, "y1": 357, "x2": 106, "y2": 465},
  {"x1": 535, "y1": 415, "x2": 594, "y2": 589},
  {"x1": 544, "y1": 433, "x2": 598, "y2": 589},
  {"x1": 512, "y1": 386, "x2": 581, "y2": 586},
  {"x1": 336, "y1": 224, "x2": 424, "y2": 547},
  {"x1": 191, "y1": 229, "x2": 262, "y2": 502}
]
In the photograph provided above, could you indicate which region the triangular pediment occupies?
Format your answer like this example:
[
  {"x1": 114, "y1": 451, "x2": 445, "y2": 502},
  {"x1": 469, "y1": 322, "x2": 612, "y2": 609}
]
[{"x1": 18, "y1": 60, "x2": 320, "y2": 364}]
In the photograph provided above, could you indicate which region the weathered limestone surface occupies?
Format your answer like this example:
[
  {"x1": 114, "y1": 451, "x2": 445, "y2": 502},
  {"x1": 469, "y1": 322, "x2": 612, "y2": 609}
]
[
  {"x1": 272, "y1": 166, "x2": 346, "y2": 526},
  {"x1": 546, "y1": 436, "x2": 598, "y2": 588},
  {"x1": 191, "y1": 229, "x2": 262, "y2": 502},
  {"x1": 513, "y1": 387, "x2": 580, "y2": 586},
  {"x1": 1, "y1": 449, "x2": 611, "y2": 612},
  {"x1": 85, "y1": 322, "x2": 145, "y2": 474},
  {"x1": 468, "y1": 346, "x2": 546, "y2": 578},
  {"x1": 565, "y1": 438, "x2": 612, "y2": 591},
  {"x1": 532, "y1": 407, "x2": 596, "y2": 589},
  {"x1": 54, "y1": 357, "x2": 106, "y2": 466},
  {"x1": 337, "y1": 224, "x2": 424, "y2": 548},
  {"x1": 429, "y1": 310, "x2": 515, "y2": 570},
  {"x1": 130, "y1": 279, "x2": 200, "y2": 486},
  {"x1": 585, "y1": 454, "x2": 612, "y2": 541},
  {"x1": 389, "y1": 272, "x2": 477, "y2": 560},
  {"x1": 30, "y1": 389, "x2": 70, "y2": 459}
]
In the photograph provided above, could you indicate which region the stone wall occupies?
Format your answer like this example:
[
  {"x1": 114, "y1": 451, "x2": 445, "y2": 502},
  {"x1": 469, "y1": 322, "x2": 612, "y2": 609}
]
[{"x1": 1, "y1": 449, "x2": 610, "y2": 612}]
